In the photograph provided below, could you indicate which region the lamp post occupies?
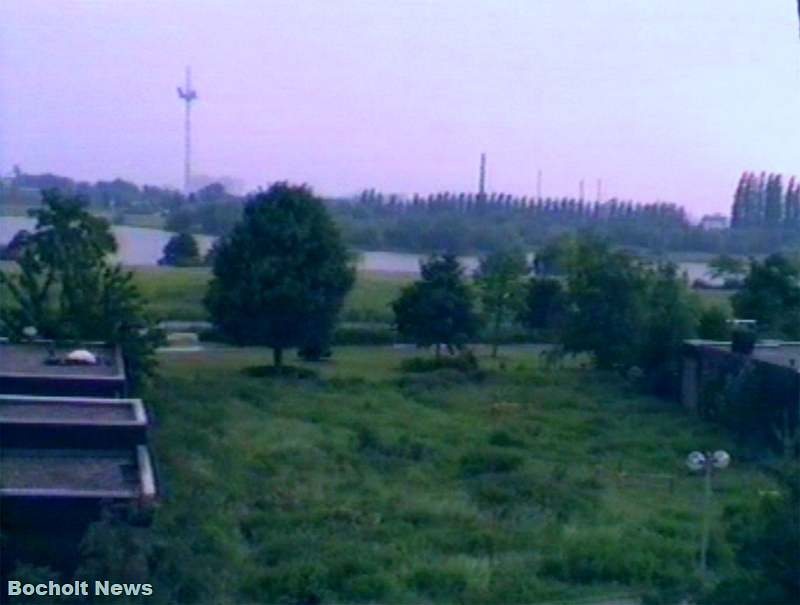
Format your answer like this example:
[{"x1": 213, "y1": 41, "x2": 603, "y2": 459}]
[{"x1": 686, "y1": 450, "x2": 730, "y2": 581}]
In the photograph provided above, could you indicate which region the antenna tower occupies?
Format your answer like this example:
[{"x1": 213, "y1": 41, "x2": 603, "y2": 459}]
[{"x1": 177, "y1": 67, "x2": 198, "y2": 194}]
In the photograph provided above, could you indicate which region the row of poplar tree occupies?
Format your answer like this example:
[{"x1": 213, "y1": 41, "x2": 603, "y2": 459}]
[
  {"x1": 356, "y1": 188, "x2": 688, "y2": 225},
  {"x1": 730, "y1": 171, "x2": 800, "y2": 230}
]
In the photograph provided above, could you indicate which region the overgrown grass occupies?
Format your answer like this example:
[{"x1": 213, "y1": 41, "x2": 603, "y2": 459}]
[
  {"x1": 137, "y1": 345, "x2": 773, "y2": 603},
  {"x1": 131, "y1": 267, "x2": 410, "y2": 323}
]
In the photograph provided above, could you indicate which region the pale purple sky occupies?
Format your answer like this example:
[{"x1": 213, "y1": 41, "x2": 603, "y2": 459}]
[{"x1": 1, "y1": 1, "x2": 798, "y2": 216}]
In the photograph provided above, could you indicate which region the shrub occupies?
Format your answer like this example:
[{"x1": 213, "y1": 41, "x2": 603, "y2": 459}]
[{"x1": 698, "y1": 305, "x2": 731, "y2": 340}]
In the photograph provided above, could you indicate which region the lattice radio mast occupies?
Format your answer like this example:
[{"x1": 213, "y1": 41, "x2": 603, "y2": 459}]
[{"x1": 177, "y1": 67, "x2": 198, "y2": 194}]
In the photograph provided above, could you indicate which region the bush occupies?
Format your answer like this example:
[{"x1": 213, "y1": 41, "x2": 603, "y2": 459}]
[
  {"x1": 159, "y1": 232, "x2": 201, "y2": 267},
  {"x1": 698, "y1": 305, "x2": 731, "y2": 340}
]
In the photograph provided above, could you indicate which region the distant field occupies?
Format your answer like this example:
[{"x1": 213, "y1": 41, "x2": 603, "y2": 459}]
[
  {"x1": 132, "y1": 266, "x2": 410, "y2": 323},
  {"x1": 141, "y1": 345, "x2": 774, "y2": 603},
  {"x1": 694, "y1": 287, "x2": 735, "y2": 312}
]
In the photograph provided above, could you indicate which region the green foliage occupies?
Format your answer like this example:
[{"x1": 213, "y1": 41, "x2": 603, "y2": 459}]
[
  {"x1": 517, "y1": 277, "x2": 568, "y2": 337},
  {"x1": 205, "y1": 183, "x2": 355, "y2": 366},
  {"x1": 159, "y1": 232, "x2": 201, "y2": 267},
  {"x1": 0, "y1": 190, "x2": 161, "y2": 390},
  {"x1": 163, "y1": 207, "x2": 193, "y2": 233},
  {"x1": 76, "y1": 510, "x2": 154, "y2": 588},
  {"x1": 0, "y1": 229, "x2": 33, "y2": 261},
  {"x1": 392, "y1": 254, "x2": 481, "y2": 356},
  {"x1": 708, "y1": 254, "x2": 746, "y2": 282},
  {"x1": 698, "y1": 305, "x2": 732, "y2": 340},
  {"x1": 337, "y1": 189, "x2": 712, "y2": 255},
  {"x1": 636, "y1": 263, "x2": 697, "y2": 396},
  {"x1": 6, "y1": 563, "x2": 65, "y2": 604},
  {"x1": 533, "y1": 234, "x2": 576, "y2": 276},
  {"x1": 475, "y1": 247, "x2": 529, "y2": 357},
  {"x1": 559, "y1": 238, "x2": 698, "y2": 395},
  {"x1": 732, "y1": 253, "x2": 800, "y2": 338},
  {"x1": 541, "y1": 525, "x2": 694, "y2": 588},
  {"x1": 561, "y1": 237, "x2": 649, "y2": 370},
  {"x1": 702, "y1": 463, "x2": 800, "y2": 605}
]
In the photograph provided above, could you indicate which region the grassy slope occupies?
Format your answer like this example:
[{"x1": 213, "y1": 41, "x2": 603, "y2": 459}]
[
  {"x1": 143, "y1": 346, "x2": 770, "y2": 603},
  {"x1": 132, "y1": 266, "x2": 410, "y2": 323}
]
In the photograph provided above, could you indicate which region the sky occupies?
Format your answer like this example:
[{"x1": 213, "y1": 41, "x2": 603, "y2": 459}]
[{"x1": 0, "y1": 1, "x2": 798, "y2": 216}]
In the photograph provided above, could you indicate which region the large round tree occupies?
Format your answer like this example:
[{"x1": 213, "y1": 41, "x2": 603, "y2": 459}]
[{"x1": 205, "y1": 183, "x2": 355, "y2": 367}]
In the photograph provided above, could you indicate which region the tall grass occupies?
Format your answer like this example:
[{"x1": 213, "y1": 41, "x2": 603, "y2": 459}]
[{"x1": 127, "y1": 346, "x2": 772, "y2": 603}]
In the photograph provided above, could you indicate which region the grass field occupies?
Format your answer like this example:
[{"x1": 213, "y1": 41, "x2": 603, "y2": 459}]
[
  {"x1": 132, "y1": 266, "x2": 410, "y2": 323},
  {"x1": 694, "y1": 288, "x2": 734, "y2": 312},
  {"x1": 132, "y1": 345, "x2": 772, "y2": 603},
  {"x1": 132, "y1": 265, "x2": 736, "y2": 327}
]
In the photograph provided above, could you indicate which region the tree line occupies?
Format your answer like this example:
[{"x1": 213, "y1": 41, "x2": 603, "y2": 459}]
[
  {"x1": 331, "y1": 188, "x2": 698, "y2": 254},
  {"x1": 5, "y1": 168, "x2": 800, "y2": 258},
  {"x1": 731, "y1": 171, "x2": 800, "y2": 231},
  {"x1": 3, "y1": 168, "x2": 183, "y2": 214}
]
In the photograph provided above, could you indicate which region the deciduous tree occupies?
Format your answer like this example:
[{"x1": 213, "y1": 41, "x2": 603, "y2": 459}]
[
  {"x1": 159, "y1": 232, "x2": 201, "y2": 267},
  {"x1": 392, "y1": 254, "x2": 480, "y2": 357},
  {"x1": 732, "y1": 254, "x2": 800, "y2": 339},
  {"x1": 205, "y1": 183, "x2": 355, "y2": 367},
  {"x1": 475, "y1": 247, "x2": 528, "y2": 357},
  {"x1": 0, "y1": 190, "x2": 161, "y2": 389}
]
